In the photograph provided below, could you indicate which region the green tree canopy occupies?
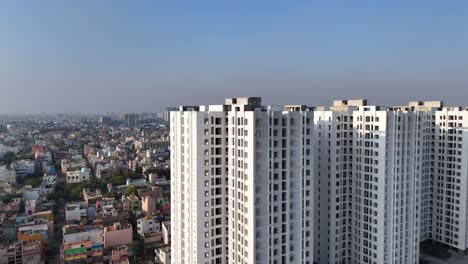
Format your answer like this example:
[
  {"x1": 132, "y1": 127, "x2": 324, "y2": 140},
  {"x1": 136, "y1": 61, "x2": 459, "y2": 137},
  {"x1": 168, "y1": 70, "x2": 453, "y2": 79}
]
[
  {"x1": 2, "y1": 151, "x2": 16, "y2": 164},
  {"x1": 131, "y1": 239, "x2": 144, "y2": 263},
  {"x1": 25, "y1": 178, "x2": 42, "y2": 188},
  {"x1": 104, "y1": 190, "x2": 119, "y2": 199},
  {"x1": 2, "y1": 193, "x2": 12, "y2": 204},
  {"x1": 125, "y1": 185, "x2": 139, "y2": 197}
]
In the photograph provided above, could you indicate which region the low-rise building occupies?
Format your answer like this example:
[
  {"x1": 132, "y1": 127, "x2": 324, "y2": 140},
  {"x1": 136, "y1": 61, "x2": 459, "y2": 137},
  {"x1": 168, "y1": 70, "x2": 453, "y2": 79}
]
[
  {"x1": 83, "y1": 189, "x2": 102, "y2": 205},
  {"x1": 65, "y1": 202, "x2": 87, "y2": 223},
  {"x1": 22, "y1": 186, "x2": 39, "y2": 202},
  {"x1": 38, "y1": 182, "x2": 55, "y2": 195},
  {"x1": 17, "y1": 223, "x2": 49, "y2": 246},
  {"x1": 61, "y1": 158, "x2": 86, "y2": 175},
  {"x1": 34, "y1": 152, "x2": 52, "y2": 168},
  {"x1": 137, "y1": 215, "x2": 161, "y2": 244},
  {"x1": 32, "y1": 211, "x2": 54, "y2": 240},
  {"x1": 95, "y1": 198, "x2": 130, "y2": 224},
  {"x1": 110, "y1": 245, "x2": 129, "y2": 264},
  {"x1": 141, "y1": 195, "x2": 156, "y2": 214},
  {"x1": 155, "y1": 246, "x2": 171, "y2": 264},
  {"x1": 103, "y1": 223, "x2": 132, "y2": 248},
  {"x1": 61, "y1": 228, "x2": 103, "y2": 264},
  {"x1": 7, "y1": 240, "x2": 43, "y2": 264},
  {"x1": 41, "y1": 174, "x2": 56, "y2": 184},
  {"x1": 0, "y1": 143, "x2": 18, "y2": 159},
  {"x1": 0, "y1": 213, "x2": 17, "y2": 242},
  {"x1": 123, "y1": 194, "x2": 141, "y2": 215},
  {"x1": 0, "y1": 165, "x2": 16, "y2": 185},
  {"x1": 66, "y1": 168, "x2": 90, "y2": 183},
  {"x1": 138, "y1": 186, "x2": 163, "y2": 200},
  {"x1": 125, "y1": 178, "x2": 146, "y2": 187},
  {"x1": 55, "y1": 151, "x2": 70, "y2": 162},
  {"x1": 14, "y1": 160, "x2": 35, "y2": 178},
  {"x1": 137, "y1": 215, "x2": 160, "y2": 234},
  {"x1": 31, "y1": 145, "x2": 45, "y2": 154},
  {"x1": 140, "y1": 230, "x2": 161, "y2": 244},
  {"x1": 24, "y1": 200, "x2": 36, "y2": 216},
  {"x1": 0, "y1": 244, "x2": 7, "y2": 264}
]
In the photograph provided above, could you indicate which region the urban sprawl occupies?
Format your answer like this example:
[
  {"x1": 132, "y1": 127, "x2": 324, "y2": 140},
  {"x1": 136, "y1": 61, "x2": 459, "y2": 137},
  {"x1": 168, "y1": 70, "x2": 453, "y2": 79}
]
[{"x1": 1, "y1": 97, "x2": 468, "y2": 264}]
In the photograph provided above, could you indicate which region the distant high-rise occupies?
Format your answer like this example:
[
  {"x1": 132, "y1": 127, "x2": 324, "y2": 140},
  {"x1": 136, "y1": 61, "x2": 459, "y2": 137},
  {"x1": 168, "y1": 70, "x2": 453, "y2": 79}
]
[
  {"x1": 124, "y1": 114, "x2": 139, "y2": 127},
  {"x1": 165, "y1": 107, "x2": 178, "y2": 123},
  {"x1": 158, "y1": 107, "x2": 178, "y2": 123},
  {"x1": 170, "y1": 97, "x2": 468, "y2": 264},
  {"x1": 99, "y1": 116, "x2": 112, "y2": 125}
]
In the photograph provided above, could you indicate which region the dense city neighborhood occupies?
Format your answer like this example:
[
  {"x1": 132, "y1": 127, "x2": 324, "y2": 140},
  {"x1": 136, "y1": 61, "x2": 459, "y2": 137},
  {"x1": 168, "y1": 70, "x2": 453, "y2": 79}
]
[{"x1": 0, "y1": 111, "x2": 173, "y2": 263}]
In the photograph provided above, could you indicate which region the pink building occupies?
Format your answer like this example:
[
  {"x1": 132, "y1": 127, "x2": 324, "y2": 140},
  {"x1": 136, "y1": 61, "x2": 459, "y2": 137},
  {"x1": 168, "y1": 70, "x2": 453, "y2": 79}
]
[
  {"x1": 111, "y1": 245, "x2": 130, "y2": 264},
  {"x1": 31, "y1": 146, "x2": 44, "y2": 154},
  {"x1": 138, "y1": 186, "x2": 163, "y2": 200},
  {"x1": 103, "y1": 222, "x2": 132, "y2": 248},
  {"x1": 25, "y1": 200, "x2": 36, "y2": 216},
  {"x1": 142, "y1": 195, "x2": 156, "y2": 214}
]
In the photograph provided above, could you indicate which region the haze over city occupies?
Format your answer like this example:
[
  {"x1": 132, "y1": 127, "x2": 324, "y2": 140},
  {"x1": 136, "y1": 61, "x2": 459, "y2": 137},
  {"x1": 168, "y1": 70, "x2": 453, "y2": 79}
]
[
  {"x1": 3, "y1": 2, "x2": 468, "y2": 264},
  {"x1": 2, "y1": 0, "x2": 468, "y2": 114}
]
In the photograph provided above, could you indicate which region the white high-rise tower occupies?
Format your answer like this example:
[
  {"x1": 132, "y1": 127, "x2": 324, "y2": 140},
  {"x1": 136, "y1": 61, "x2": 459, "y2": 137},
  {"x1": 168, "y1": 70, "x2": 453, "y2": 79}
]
[
  {"x1": 171, "y1": 97, "x2": 315, "y2": 264},
  {"x1": 171, "y1": 97, "x2": 468, "y2": 264}
]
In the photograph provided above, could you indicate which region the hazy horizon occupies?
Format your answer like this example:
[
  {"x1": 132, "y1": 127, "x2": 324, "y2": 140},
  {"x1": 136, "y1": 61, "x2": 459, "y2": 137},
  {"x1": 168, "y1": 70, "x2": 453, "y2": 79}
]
[{"x1": 2, "y1": 1, "x2": 468, "y2": 114}]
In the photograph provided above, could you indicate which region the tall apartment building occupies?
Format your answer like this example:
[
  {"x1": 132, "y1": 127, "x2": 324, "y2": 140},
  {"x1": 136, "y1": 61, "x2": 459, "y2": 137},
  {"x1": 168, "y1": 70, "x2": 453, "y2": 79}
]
[
  {"x1": 313, "y1": 100, "x2": 359, "y2": 264},
  {"x1": 124, "y1": 114, "x2": 139, "y2": 127},
  {"x1": 432, "y1": 107, "x2": 468, "y2": 250},
  {"x1": 98, "y1": 116, "x2": 112, "y2": 125},
  {"x1": 171, "y1": 97, "x2": 468, "y2": 264},
  {"x1": 314, "y1": 100, "x2": 446, "y2": 264},
  {"x1": 171, "y1": 97, "x2": 315, "y2": 264}
]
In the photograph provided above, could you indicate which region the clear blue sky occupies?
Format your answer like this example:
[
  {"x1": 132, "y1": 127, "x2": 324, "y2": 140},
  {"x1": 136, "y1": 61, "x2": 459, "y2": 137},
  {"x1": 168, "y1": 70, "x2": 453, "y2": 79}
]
[{"x1": 1, "y1": 0, "x2": 467, "y2": 113}]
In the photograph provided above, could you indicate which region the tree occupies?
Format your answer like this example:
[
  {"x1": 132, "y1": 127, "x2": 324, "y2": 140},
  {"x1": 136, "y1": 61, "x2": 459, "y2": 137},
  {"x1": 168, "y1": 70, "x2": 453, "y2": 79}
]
[
  {"x1": 16, "y1": 172, "x2": 42, "y2": 186},
  {"x1": 131, "y1": 239, "x2": 144, "y2": 263},
  {"x1": 66, "y1": 183, "x2": 86, "y2": 201},
  {"x1": 54, "y1": 163, "x2": 61, "y2": 173},
  {"x1": 2, "y1": 151, "x2": 16, "y2": 165},
  {"x1": 134, "y1": 167, "x2": 143, "y2": 174},
  {"x1": 128, "y1": 171, "x2": 143, "y2": 180},
  {"x1": 145, "y1": 167, "x2": 170, "y2": 180},
  {"x1": 88, "y1": 176, "x2": 107, "y2": 192},
  {"x1": 144, "y1": 168, "x2": 157, "y2": 175},
  {"x1": 125, "y1": 185, "x2": 138, "y2": 197},
  {"x1": 156, "y1": 167, "x2": 171, "y2": 180},
  {"x1": 0, "y1": 125, "x2": 7, "y2": 133},
  {"x1": 109, "y1": 174, "x2": 126, "y2": 186},
  {"x1": 104, "y1": 190, "x2": 119, "y2": 199},
  {"x1": 2, "y1": 193, "x2": 12, "y2": 204},
  {"x1": 25, "y1": 178, "x2": 42, "y2": 188},
  {"x1": 106, "y1": 170, "x2": 127, "y2": 186},
  {"x1": 46, "y1": 192, "x2": 60, "y2": 203}
]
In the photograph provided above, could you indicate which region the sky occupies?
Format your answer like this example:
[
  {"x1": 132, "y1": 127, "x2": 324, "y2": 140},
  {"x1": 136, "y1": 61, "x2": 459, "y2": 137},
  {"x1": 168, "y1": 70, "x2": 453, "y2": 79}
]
[{"x1": 1, "y1": 0, "x2": 468, "y2": 114}]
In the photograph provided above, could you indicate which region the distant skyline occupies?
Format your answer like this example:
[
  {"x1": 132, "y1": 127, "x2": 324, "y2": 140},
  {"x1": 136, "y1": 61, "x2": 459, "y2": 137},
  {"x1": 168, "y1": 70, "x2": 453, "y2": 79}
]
[{"x1": 1, "y1": 1, "x2": 468, "y2": 114}]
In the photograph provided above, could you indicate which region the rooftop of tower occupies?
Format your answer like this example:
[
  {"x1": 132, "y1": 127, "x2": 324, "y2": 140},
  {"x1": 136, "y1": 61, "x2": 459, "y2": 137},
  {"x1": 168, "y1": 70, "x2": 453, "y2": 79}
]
[
  {"x1": 333, "y1": 99, "x2": 368, "y2": 107},
  {"x1": 224, "y1": 97, "x2": 262, "y2": 107}
]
